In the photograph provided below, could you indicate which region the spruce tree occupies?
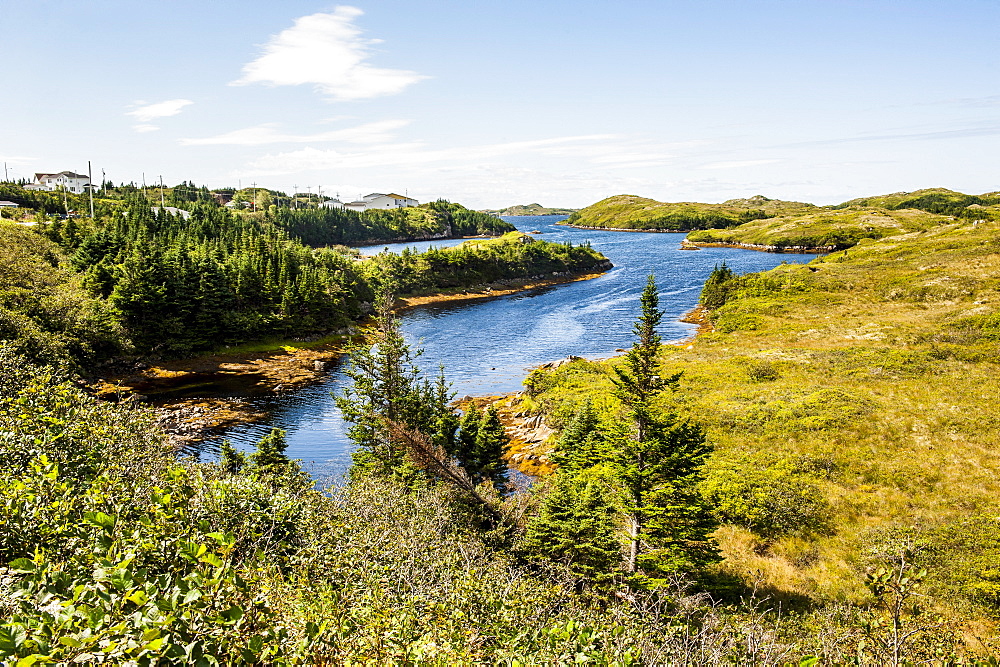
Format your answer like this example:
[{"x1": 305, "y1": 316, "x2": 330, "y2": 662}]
[
  {"x1": 524, "y1": 473, "x2": 620, "y2": 585},
  {"x1": 336, "y1": 293, "x2": 427, "y2": 479},
  {"x1": 474, "y1": 406, "x2": 510, "y2": 492},
  {"x1": 551, "y1": 399, "x2": 607, "y2": 473},
  {"x1": 610, "y1": 275, "x2": 718, "y2": 578}
]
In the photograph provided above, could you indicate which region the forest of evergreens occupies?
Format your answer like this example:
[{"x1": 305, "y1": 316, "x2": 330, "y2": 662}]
[{"x1": 0, "y1": 182, "x2": 601, "y2": 364}]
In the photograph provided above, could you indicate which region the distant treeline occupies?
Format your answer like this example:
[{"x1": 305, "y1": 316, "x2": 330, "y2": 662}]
[
  {"x1": 269, "y1": 200, "x2": 513, "y2": 246},
  {"x1": 566, "y1": 201, "x2": 770, "y2": 232},
  {"x1": 2, "y1": 197, "x2": 607, "y2": 364}
]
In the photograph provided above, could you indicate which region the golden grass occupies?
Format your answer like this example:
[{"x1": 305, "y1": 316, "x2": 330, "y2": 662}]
[{"x1": 521, "y1": 220, "x2": 1000, "y2": 626}]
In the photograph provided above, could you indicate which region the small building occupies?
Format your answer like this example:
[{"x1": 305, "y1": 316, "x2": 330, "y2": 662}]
[
  {"x1": 151, "y1": 206, "x2": 191, "y2": 220},
  {"x1": 24, "y1": 171, "x2": 91, "y2": 193},
  {"x1": 362, "y1": 192, "x2": 419, "y2": 210},
  {"x1": 320, "y1": 198, "x2": 344, "y2": 209},
  {"x1": 211, "y1": 191, "x2": 234, "y2": 205},
  {"x1": 336, "y1": 192, "x2": 419, "y2": 212},
  {"x1": 0, "y1": 200, "x2": 19, "y2": 208}
]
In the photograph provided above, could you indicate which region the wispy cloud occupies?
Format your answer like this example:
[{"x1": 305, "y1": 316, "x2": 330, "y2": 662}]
[
  {"x1": 245, "y1": 134, "x2": 621, "y2": 174},
  {"x1": 181, "y1": 120, "x2": 410, "y2": 146},
  {"x1": 232, "y1": 7, "x2": 428, "y2": 101},
  {"x1": 699, "y1": 159, "x2": 781, "y2": 170},
  {"x1": 125, "y1": 99, "x2": 194, "y2": 132},
  {"x1": 777, "y1": 122, "x2": 1000, "y2": 148},
  {"x1": 0, "y1": 155, "x2": 36, "y2": 164}
]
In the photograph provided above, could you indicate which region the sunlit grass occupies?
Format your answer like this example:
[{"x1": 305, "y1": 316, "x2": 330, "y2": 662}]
[{"x1": 523, "y1": 219, "x2": 1000, "y2": 624}]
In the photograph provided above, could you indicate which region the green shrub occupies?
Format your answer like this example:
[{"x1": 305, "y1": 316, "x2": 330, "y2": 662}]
[{"x1": 701, "y1": 452, "x2": 831, "y2": 538}]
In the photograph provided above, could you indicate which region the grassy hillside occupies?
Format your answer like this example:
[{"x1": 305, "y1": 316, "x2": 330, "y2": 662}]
[
  {"x1": 836, "y1": 187, "x2": 1000, "y2": 218},
  {"x1": 565, "y1": 194, "x2": 816, "y2": 231},
  {"x1": 519, "y1": 219, "x2": 1000, "y2": 643},
  {"x1": 686, "y1": 206, "x2": 952, "y2": 250},
  {"x1": 481, "y1": 203, "x2": 579, "y2": 216}
]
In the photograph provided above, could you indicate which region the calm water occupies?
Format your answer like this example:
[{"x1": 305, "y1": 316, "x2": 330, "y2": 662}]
[{"x1": 203, "y1": 216, "x2": 820, "y2": 483}]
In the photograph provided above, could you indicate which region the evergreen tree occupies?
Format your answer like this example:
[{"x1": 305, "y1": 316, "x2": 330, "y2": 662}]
[
  {"x1": 551, "y1": 399, "x2": 608, "y2": 473},
  {"x1": 610, "y1": 275, "x2": 718, "y2": 578},
  {"x1": 336, "y1": 295, "x2": 427, "y2": 479},
  {"x1": 524, "y1": 473, "x2": 620, "y2": 585},
  {"x1": 473, "y1": 406, "x2": 510, "y2": 492},
  {"x1": 700, "y1": 262, "x2": 737, "y2": 310},
  {"x1": 454, "y1": 404, "x2": 509, "y2": 492},
  {"x1": 248, "y1": 428, "x2": 290, "y2": 470}
]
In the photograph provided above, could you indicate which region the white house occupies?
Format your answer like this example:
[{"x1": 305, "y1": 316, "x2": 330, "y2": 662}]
[
  {"x1": 25, "y1": 171, "x2": 91, "y2": 193},
  {"x1": 0, "y1": 200, "x2": 19, "y2": 208},
  {"x1": 328, "y1": 192, "x2": 419, "y2": 212},
  {"x1": 362, "y1": 193, "x2": 419, "y2": 210}
]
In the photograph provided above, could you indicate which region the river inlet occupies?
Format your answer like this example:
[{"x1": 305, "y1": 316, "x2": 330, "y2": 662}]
[{"x1": 203, "y1": 216, "x2": 820, "y2": 484}]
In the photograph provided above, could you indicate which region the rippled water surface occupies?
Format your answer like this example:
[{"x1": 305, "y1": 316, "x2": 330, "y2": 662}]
[{"x1": 204, "y1": 217, "x2": 820, "y2": 482}]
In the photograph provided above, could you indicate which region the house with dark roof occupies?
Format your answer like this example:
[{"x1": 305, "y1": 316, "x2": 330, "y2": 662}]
[{"x1": 24, "y1": 171, "x2": 91, "y2": 193}]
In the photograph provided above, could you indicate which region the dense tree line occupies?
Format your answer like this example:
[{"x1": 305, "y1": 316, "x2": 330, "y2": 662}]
[
  {"x1": 566, "y1": 207, "x2": 769, "y2": 231},
  {"x1": 0, "y1": 190, "x2": 607, "y2": 360},
  {"x1": 268, "y1": 199, "x2": 514, "y2": 246}
]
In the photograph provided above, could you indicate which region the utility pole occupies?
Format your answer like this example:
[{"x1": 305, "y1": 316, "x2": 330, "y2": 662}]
[
  {"x1": 251, "y1": 181, "x2": 257, "y2": 212},
  {"x1": 3, "y1": 162, "x2": 7, "y2": 181},
  {"x1": 101, "y1": 169, "x2": 106, "y2": 196},
  {"x1": 159, "y1": 175, "x2": 165, "y2": 210},
  {"x1": 293, "y1": 184, "x2": 298, "y2": 209},
  {"x1": 88, "y1": 161, "x2": 94, "y2": 219}
]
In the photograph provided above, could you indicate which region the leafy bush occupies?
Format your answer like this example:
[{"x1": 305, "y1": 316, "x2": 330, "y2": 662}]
[{"x1": 701, "y1": 452, "x2": 831, "y2": 538}]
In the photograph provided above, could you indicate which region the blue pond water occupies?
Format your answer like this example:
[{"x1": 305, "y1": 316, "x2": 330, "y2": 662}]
[{"x1": 203, "y1": 216, "x2": 820, "y2": 484}]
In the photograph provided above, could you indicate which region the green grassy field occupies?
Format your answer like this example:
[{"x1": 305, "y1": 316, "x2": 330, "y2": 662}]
[{"x1": 520, "y1": 218, "x2": 1000, "y2": 643}]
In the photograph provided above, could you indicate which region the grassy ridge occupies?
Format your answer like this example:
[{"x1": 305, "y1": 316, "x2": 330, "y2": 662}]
[
  {"x1": 520, "y1": 219, "x2": 1000, "y2": 632},
  {"x1": 686, "y1": 206, "x2": 951, "y2": 250},
  {"x1": 568, "y1": 189, "x2": 1000, "y2": 251},
  {"x1": 565, "y1": 194, "x2": 817, "y2": 231}
]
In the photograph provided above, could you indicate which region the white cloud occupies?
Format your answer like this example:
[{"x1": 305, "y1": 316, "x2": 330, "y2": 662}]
[
  {"x1": 125, "y1": 99, "x2": 194, "y2": 133},
  {"x1": 181, "y1": 119, "x2": 411, "y2": 146},
  {"x1": 232, "y1": 7, "x2": 428, "y2": 101},
  {"x1": 126, "y1": 99, "x2": 194, "y2": 122},
  {"x1": 699, "y1": 159, "x2": 780, "y2": 170},
  {"x1": 245, "y1": 134, "x2": 621, "y2": 174}
]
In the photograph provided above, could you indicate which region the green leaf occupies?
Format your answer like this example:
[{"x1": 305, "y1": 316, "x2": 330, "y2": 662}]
[
  {"x1": 83, "y1": 511, "x2": 116, "y2": 532},
  {"x1": 8, "y1": 558, "x2": 36, "y2": 574},
  {"x1": 198, "y1": 553, "x2": 223, "y2": 568},
  {"x1": 125, "y1": 590, "x2": 148, "y2": 606}
]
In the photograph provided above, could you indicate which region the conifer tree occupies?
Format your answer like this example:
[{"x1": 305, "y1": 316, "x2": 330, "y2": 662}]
[
  {"x1": 524, "y1": 473, "x2": 620, "y2": 584},
  {"x1": 551, "y1": 399, "x2": 607, "y2": 473},
  {"x1": 610, "y1": 275, "x2": 718, "y2": 578},
  {"x1": 336, "y1": 293, "x2": 427, "y2": 479},
  {"x1": 473, "y1": 406, "x2": 510, "y2": 491}
]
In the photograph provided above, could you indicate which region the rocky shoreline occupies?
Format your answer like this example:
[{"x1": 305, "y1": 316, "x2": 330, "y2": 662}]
[{"x1": 685, "y1": 240, "x2": 836, "y2": 253}]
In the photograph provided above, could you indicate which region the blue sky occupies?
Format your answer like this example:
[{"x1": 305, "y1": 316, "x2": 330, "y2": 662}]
[{"x1": 2, "y1": 0, "x2": 998, "y2": 208}]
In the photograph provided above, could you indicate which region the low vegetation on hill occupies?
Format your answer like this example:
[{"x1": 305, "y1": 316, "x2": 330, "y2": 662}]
[
  {"x1": 517, "y1": 218, "x2": 1000, "y2": 658},
  {"x1": 686, "y1": 206, "x2": 951, "y2": 250},
  {"x1": 481, "y1": 203, "x2": 579, "y2": 216},
  {"x1": 565, "y1": 194, "x2": 815, "y2": 231},
  {"x1": 567, "y1": 189, "x2": 1000, "y2": 251}
]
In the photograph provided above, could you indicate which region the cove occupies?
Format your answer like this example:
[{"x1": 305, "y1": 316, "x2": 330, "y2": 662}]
[{"x1": 202, "y1": 216, "x2": 820, "y2": 485}]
